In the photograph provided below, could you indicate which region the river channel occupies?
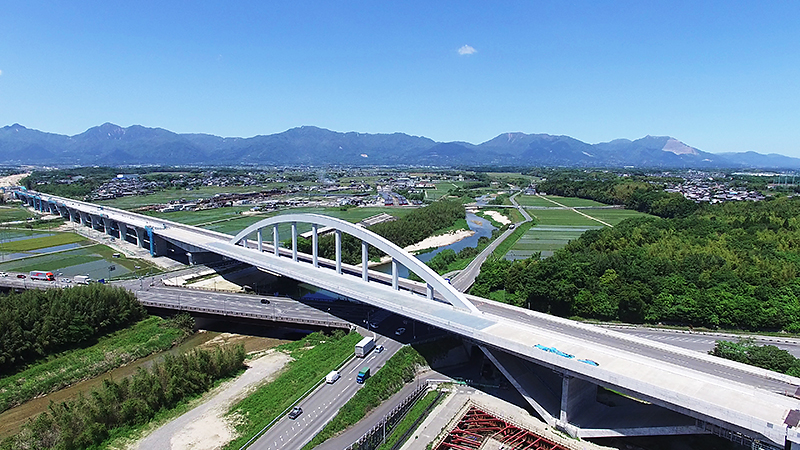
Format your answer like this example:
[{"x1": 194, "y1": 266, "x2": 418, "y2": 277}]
[{"x1": 0, "y1": 326, "x2": 290, "y2": 438}]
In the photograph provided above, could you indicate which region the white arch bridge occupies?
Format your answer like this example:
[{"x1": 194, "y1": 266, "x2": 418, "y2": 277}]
[{"x1": 11, "y1": 188, "x2": 800, "y2": 449}]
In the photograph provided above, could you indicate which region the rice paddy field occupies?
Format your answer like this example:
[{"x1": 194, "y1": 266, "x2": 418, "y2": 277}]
[
  {"x1": 0, "y1": 206, "x2": 35, "y2": 223},
  {"x1": 504, "y1": 225, "x2": 602, "y2": 260},
  {"x1": 514, "y1": 195, "x2": 558, "y2": 207},
  {"x1": 0, "y1": 230, "x2": 159, "y2": 279},
  {"x1": 503, "y1": 198, "x2": 654, "y2": 260}
]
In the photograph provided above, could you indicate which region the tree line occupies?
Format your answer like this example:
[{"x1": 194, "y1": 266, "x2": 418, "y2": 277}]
[
  {"x1": 535, "y1": 171, "x2": 699, "y2": 219},
  {"x1": 1, "y1": 344, "x2": 246, "y2": 450},
  {"x1": 472, "y1": 197, "x2": 800, "y2": 332},
  {"x1": 0, "y1": 284, "x2": 146, "y2": 374},
  {"x1": 296, "y1": 200, "x2": 466, "y2": 265},
  {"x1": 711, "y1": 339, "x2": 800, "y2": 376}
]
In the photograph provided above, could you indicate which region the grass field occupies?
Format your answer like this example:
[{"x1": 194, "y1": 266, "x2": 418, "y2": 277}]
[
  {"x1": 528, "y1": 209, "x2": 603, "y2": 226},
  {"x1": 541, "y1": 195, "x2": 608, "y2": 207},
  {"x1": 515, "y1": 195, "x2": 557, "y2": 207},
  {"x1": 580, "y1": 208, "x2": 651, "y2": 226},
  {"x1": 0, "y1": 206, "x2": 34, "y2": 223}
]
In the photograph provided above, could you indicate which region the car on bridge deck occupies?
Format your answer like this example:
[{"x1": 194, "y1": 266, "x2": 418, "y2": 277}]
[{"x1": 395, "y1": 327, "x2": 406, "y2": 336}]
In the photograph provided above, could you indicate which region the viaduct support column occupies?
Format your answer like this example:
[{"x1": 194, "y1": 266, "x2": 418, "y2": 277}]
[
  {"x1": 392, "y1": 259, "x2": 399, "y2": 290},
  {"x1": 558, "y1": 375, "x2": 597, "y2": 435},
  {"x1": 135, "y1": 227, "x2": 147, "y2": 249},
  {"x1": 118, "y1": 223, "x2": 128, "y2": 242},
  {"x1": 102, "y1": 218, "x2": 114, "y2": 236},
  {"x1": 257, "y1": 229, "x2": 263, "y2": 253}
]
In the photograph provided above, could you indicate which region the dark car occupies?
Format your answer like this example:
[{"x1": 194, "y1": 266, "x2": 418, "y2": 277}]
[
  {"x1": 16, "y1": 274, "x2": 26, "y2": 279},
  {"x1": 288, "y1": 406, "x2": 303, "y2": 419},
  {"x1": 260, "y1": 298, "x2": 270, "y2": 304}
]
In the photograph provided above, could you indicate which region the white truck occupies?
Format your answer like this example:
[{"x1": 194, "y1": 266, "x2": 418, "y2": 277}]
[
  {"x1": 325, "y1": 370, "x2": 341, "y2": 384},
  {"x1": 355, "y1": 336, "x2": 375, "y2": 358},
  {"x1": 74, "y1": 275, "x2": 92, "y2": 285}
]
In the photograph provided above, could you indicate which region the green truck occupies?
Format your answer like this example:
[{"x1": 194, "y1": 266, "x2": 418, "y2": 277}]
[{"x1": 356, "y1": 367, "x2": 370, "y2": 384}]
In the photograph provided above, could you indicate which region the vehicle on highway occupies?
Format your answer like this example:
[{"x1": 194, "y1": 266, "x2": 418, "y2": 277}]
[
  {"x1": 74, "y1": 275, "x2": 91, "y2": 284},
  {"x1": 16, "y1": 274, "x2": 26, "y2": 279},
  {"x1": 356, "y1": 367, "x2": 370, "y2": 384},
  {"x1": 260, "y1": 298, "x2": 270, "y2": 304},
  {"x1": 355, "y1": 336, "x2": 375, "y2": 358},
  {"x1": 395, "y1": 327, "x2": 406, "y2": 336},
  {"x1": 509, "y1": 223, "x2": 515, "y2": 229},
  {"x1": 376, "y1": 345, "x2": 384, "y2": 353},
  {"x1": 0, "y1": 272, "x2": 7, "y2": 277},
  {"x1": 326, "y1": 370, "x2": 340, "y2": 384},
  {"x1": 368, "y1": 309, "x2": 392, "y2": 329},
  {"x1": 288, "y1": 407, "x2": 303, "y2": 419},
  {"x1": 29, "y1": 271, "x2": 55, "y2": 281}
]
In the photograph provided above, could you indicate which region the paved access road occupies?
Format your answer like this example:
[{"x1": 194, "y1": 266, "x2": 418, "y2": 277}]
[
  {"x1": 451, "y1": 191, "x2": 531, "y2": 292},
  {"x1": 249, "y1": 335, "x2": 402, "y2": 450}
]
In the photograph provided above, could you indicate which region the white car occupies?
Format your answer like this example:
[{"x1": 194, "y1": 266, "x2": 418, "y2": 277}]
[{"x1": 395, "y1": 327, "x2": 406, "y2": 336}]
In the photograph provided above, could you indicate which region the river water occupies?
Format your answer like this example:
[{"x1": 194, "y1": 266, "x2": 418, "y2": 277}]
[
  {"x1": 0, "y1": 328, "x2": 288, "y2": 438},
  {"x1": 374, "y1": 212, "x2": 496, "y2": 278}
]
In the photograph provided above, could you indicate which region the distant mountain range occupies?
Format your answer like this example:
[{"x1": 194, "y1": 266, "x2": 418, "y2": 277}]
[{"x1": 1, "y1": 123, "x2": 798, "y2": 169}]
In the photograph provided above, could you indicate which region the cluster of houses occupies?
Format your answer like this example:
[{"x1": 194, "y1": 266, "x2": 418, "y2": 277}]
[{"x1": 664, "y1": 180, "x2": 766, "y2": 203}]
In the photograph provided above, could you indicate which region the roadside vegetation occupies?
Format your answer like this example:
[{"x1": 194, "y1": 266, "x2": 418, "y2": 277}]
[
  {"x1": 490, "y1": 221, "x2": 533, "y2": 259},
  {"x1": 0, "y1": 284, "x2": 146, "y2": 375},
  {"x1": 710, "y1": 339, "x2": 800, "y2": 376},
  {"x1": 473, "y1": 197, "x2": 800, "y2": 333},
  {"x1": 223, "y1": 331, "x2": 362, "y2": 450},
  {"x1": 376, "y1": 390, "x2": 443, "y2": 450},
  {"x1": 1, "y1": 344, "x2": 246, "y2": 450},
  {"x1": 0, "y1": 315, "x2": 192, "y2": 414},
  {"x1": 302, "y1": 345, "x2": 426, "y2": 449}
]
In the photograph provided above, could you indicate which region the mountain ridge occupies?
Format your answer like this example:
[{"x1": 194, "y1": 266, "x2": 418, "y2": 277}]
[{"x1": 0, "y1": 123, "x2": 797, "y2": 169}]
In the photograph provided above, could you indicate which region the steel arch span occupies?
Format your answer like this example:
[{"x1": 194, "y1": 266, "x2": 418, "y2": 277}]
[{"x1": 230, "y1": 213, "x2": 479, "y2": 314}]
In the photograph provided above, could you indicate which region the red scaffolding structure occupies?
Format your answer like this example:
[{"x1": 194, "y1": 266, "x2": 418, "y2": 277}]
[{"x1": 436, "y1": 406, "x2": 569, "y2": 450}]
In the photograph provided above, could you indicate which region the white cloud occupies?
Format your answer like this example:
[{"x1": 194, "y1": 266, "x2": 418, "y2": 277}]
[
  {"x1": 0, "y1": 69, "x2": 3, "y2": 76},
  {"x1": 457, "y1": 45, "x2": 476, "y2": 56}
]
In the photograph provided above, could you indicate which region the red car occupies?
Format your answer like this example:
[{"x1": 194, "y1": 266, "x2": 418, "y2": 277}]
[{"x1": 16, "y1": 274, "x2": 26, "y2": 279}]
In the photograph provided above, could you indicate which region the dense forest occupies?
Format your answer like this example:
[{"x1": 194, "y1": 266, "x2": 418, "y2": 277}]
[
  {"x1": 0, "y1": 284, "x2": 146, "y2": 373},
  {"x1": 297, "y1": 200, "x2": 465, "y2": 264},
  {"x1": 472, "y1": 197, "x2": 800, "y2": 332},
  {"x1": 1, "y1": 345, "x2": 245, "y2": 450}
]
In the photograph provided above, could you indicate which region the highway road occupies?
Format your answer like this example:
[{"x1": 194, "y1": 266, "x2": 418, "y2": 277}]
[
  {"x1": 249, "y1": 335, "x2": 403, "y2": 450},
  {"x1": 467, "y1": 296, "x2": 799, "y2": 394}
]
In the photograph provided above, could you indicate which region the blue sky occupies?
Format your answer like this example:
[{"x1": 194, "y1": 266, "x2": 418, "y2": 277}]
[{"x1": 1, "y1": 1, "x2": 799, "y2": 155}]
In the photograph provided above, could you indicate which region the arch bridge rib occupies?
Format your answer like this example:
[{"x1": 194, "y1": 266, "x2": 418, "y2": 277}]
[{"x1": 231, "y1": 213, "x2": 479, "y2": 314}]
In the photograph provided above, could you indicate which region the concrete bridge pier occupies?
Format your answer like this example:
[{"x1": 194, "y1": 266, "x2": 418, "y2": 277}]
[
  {"x1": 102, "y1": 218, "x2": 115, "y2": 237},
  {"x1": 118, "y1": 223, "x2": 128, "y2": 242},
  {"x1": 134, "y1": 227, "x2": 147, "y2": 249}
]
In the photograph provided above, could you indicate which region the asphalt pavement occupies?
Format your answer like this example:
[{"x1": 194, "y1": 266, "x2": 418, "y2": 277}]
[{"x1": 249, "y1": 333, "x2": 403, "y2": 450}]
